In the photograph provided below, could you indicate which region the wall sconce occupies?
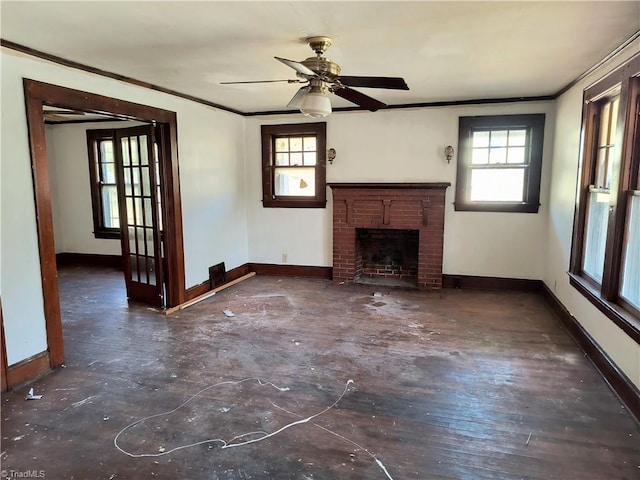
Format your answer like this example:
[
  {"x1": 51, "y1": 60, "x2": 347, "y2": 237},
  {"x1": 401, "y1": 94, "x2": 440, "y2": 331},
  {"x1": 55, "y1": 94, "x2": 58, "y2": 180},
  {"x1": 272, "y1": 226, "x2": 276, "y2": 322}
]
[
  {"x1": 444, "y1": 145, "x2": 455, "y2": 164},
  {"x1": 328, "y1": 148, "x2": 336, "y2": 164}
]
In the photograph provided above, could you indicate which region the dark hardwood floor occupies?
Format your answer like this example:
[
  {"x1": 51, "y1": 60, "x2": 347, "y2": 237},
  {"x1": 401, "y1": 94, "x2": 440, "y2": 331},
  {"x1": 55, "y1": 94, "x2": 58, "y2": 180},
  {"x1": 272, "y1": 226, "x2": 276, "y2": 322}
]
[{"x1": 1, "y1": 265, "x2": 638, "y2": 479}]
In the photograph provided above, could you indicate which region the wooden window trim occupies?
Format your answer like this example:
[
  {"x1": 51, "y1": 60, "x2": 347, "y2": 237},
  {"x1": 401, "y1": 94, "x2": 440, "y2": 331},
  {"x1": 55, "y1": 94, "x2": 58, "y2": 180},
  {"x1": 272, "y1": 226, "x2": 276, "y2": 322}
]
[
  {"x1": 569, "y1": 54, "x2": 640, "y2": 342},
  {"x1": 261, "y1": 122, "x2": 327, "y2": 208},
  {"x1": 86, "y1": 129, "x2": 120, "y2": 239},
  {"x1": 454, "y1": 114, "x2": 545, "y2": 213}
]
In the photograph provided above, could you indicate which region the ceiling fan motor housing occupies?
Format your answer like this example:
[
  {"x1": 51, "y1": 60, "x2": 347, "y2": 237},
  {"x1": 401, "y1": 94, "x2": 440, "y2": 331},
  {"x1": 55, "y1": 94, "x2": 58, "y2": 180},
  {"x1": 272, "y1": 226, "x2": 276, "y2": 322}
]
[{"x1": 301, "y1": 57, "x2": 341, "y2": 81}]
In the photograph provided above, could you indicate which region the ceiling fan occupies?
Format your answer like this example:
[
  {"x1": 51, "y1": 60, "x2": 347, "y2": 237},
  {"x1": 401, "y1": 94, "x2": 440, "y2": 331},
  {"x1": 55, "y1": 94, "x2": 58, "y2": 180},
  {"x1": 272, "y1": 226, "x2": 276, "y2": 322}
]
[{"x1": 221, "y1": 36, "x2": 409, "y2": 117}]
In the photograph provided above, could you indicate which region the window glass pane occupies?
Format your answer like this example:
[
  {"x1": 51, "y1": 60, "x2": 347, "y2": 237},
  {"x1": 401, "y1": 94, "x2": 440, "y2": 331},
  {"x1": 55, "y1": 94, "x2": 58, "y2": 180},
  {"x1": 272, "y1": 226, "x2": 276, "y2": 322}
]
[
  {"x1": 101, "y1": 162, "x2": 116, "y2": 184},
  {"x1": 472, "y1": 131, "x2": 490, "y2": 148},
  {"x1": 101, "y1": 185, "x2": 119, "y2": 228},
  {"x1": 470, "y1": 168, "x2": 525, "y2": 202},
  {"x1": 274, "y1": 166, "x2": 316, "y2": 197},
  {"x1": 100, "y1": 140, "x2": 114, "y2": 161},
  {"x1": 303, "y1": 151, "x2": 317, "y2": 166},
  {"x1": 596, "y1": 148, "x2": 609, "y2": 189},
  {"x1": 582, "y1": 191, "x2": 610, "y2": 284},
  {"x1": 620, "y1": 195, "x2": 640, "y2": 309},
  {"x1": 508, "y1": 130, "x2": 527, "y2": 146},
  {"x1": 598, "y1": 101, "x2": 611, "y2": 147},
  {"x1": 507, "y1": 146, "x2": 526, "y2": 164},
  {"x1": 290, "y1": 152, "x2": 302, "y2": 165},
  {"x1": 490, "y1": 130, "x2": 508, "y2": 147},
  {"x1": 303, "y1": 136, "x2": 316, "y2": 151},
  {"x1": 471, "y1": 148, "x2": 489, "y2": 164},
  {"x1": 289, "y1": 137, "x2": 303, "y2": 151},
  {"x1": 275, "y1": 138, "x2": 288, "y2": 152},
  {"x1": 489, "y1": 147, "x2": 507, "y2": 164},
  {"x1": 275, "y1": 153, "x2": 288, "y2": 166}
]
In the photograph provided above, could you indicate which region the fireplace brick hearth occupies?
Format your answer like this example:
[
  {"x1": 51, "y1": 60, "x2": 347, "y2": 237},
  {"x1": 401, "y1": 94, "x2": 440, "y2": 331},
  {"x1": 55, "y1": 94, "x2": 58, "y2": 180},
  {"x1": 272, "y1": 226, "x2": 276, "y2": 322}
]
[{"x1": 328, "y1": 183, "x2": 450, "y2": 289}]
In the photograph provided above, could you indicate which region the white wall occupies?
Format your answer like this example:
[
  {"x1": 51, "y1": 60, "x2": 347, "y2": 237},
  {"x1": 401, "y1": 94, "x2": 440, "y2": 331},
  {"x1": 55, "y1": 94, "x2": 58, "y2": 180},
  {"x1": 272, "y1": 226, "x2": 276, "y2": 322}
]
[
  {"x1": 245, "y1": 102, "x2": 555, "y2": 279},
  {"x1": 0, "y1": 48, "x2": 248, "y2": 365},
  {"x1": 545, "y1": 40, "x2": 640, "y2": 390},
  {"x1": 46, "y1": 121, "x2": 143, "y2": 256}
]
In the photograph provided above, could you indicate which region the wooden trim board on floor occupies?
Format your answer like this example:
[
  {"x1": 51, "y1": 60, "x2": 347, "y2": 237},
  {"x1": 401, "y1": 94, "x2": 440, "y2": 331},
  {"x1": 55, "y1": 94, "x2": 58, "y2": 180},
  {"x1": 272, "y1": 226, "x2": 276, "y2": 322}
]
[{"x1": 165, "y1": 273, "x2": 256, "y2": 315}]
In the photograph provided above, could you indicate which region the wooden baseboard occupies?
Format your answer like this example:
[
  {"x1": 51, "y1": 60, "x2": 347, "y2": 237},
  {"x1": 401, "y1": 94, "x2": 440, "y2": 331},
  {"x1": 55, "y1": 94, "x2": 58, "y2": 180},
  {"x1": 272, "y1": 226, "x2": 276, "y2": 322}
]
[
  {"x1": 442, "y1": 274, "x2": 543, "y2": 292},
  {"x1": 56, "y1": 252, "x2": 123, "y2": 269},
  {"x1": 249, "y1": 263, "x2": 333, "y2": 279},
  {"x1": 6, "y1": 351, "x2": 51, "y2": 390},
  {"x1": 226, "y1": 264, "x2": 253, "y2": 282},
  {"x1": 184, "y1": 280, "x2": 210, "y2": 301},
  {"x1": 540, "y1": 283, "x2": 640, "y2": 423}
]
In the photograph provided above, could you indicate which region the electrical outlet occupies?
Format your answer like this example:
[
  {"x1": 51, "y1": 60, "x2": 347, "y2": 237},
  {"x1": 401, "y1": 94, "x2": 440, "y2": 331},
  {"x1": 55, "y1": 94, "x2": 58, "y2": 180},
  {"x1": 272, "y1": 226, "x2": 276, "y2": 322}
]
[{"x1": 282, "y1": 253, "x2": 288, "y2": 263}]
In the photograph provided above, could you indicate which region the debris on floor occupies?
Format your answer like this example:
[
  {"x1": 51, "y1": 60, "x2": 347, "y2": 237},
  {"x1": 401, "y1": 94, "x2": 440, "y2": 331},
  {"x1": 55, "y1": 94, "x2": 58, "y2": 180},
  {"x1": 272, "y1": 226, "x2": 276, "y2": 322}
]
[
  {"x1": 373, "y1": 292, "x2": 383, "y2": 298},
  {"x1": 223, "y1": 309, "x2": 235, "y2": 317},
  {"x1": 25, "y1": 388, "x2": 43, "y2": 400}
]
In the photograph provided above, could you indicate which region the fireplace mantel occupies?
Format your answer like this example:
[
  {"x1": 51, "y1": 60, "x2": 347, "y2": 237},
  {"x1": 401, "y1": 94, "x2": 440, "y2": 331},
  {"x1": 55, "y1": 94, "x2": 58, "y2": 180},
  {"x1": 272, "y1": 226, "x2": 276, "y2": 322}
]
[
  {"x1": 328, "y1": 182, "x2": 451, "y2": 190},
  {"x1": 329, "y1": 182, "x2": 450, "y2": 289}
]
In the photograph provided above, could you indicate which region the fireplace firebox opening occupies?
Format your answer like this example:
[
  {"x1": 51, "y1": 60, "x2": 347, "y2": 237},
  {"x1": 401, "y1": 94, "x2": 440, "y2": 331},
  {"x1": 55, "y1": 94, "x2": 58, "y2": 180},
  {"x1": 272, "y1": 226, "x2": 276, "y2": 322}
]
[{"x1": 355, "y1": 228, "x2": 419, "y2": 288}]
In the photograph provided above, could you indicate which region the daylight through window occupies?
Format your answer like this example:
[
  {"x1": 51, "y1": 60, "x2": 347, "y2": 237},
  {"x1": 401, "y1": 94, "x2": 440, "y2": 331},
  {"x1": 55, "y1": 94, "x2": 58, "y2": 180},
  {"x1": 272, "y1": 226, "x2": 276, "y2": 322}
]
[{"x1": 455, "y1": 114, "x2": 545, "y2": 213}]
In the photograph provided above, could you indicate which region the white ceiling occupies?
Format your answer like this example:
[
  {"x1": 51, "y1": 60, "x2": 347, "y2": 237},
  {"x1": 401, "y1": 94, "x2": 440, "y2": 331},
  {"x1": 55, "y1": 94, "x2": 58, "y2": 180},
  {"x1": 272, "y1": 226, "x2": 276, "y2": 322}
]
[{"x1": 2, "y1": 1, "x2": 639, "y2": 114}]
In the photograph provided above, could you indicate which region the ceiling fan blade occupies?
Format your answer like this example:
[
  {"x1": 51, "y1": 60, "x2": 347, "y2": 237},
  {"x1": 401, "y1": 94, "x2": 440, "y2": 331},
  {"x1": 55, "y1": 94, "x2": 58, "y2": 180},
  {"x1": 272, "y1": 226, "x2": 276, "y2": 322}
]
[
  {"x1": 332, "y1": 86, "x2": 387, "y2": 111},
  {"x1": 287, "y1": 86, "x2": 310, "y2": 108},
  {"x1": 220, "y1": 79, "x2": 302, "y2": 85},
  {"x1": 337, "y1": 76, "x2": 409, "y2": 90},
  {"x1": 274, "y1": 57, "x2": 318, "y2": 78}
]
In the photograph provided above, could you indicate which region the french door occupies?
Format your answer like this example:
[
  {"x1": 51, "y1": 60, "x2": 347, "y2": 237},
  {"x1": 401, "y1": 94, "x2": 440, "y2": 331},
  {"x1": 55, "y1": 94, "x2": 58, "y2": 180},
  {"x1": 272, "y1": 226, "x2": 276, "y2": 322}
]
[{"x1": 114, "y1": 125, "x2": 164, "y2": 306}]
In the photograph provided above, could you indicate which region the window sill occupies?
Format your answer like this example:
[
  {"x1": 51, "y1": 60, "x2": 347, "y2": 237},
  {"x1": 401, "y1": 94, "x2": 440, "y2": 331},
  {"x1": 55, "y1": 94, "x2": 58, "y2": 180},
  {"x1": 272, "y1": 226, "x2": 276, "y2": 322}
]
[
  {"x1": 568, "y1": 272, "x2": 640, "y2": 344},
  {"x1": 94, "y1": 230, "x2": 120, "y2": 240},
  {"x1": 454, "y1": 202, "x2": 540, "y2": 213}
]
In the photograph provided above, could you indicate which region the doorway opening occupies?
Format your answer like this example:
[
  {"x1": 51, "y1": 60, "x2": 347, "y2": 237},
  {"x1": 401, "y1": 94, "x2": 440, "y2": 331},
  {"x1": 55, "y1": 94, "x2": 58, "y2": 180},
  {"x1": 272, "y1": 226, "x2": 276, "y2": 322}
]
[{"x1": 24, "y1": 79, "x2": 186, "y2": 369}]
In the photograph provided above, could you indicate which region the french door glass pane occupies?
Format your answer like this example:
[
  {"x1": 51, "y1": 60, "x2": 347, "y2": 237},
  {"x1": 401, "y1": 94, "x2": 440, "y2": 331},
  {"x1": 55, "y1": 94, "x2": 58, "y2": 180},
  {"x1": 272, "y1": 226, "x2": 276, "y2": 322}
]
[
  {"x1": 620, "y1": 195, "x2": 640, "y2": 309},
  {"x1": 582, "y1": 191, "x2": 609, "y2": 283},
  {"x1": 469, "y1": 168, "x2": 524, "y2": 202}
]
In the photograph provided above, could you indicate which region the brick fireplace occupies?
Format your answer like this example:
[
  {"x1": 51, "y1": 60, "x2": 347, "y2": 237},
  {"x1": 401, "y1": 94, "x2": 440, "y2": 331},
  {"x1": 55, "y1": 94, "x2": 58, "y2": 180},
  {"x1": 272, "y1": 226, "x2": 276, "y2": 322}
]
[{"x1": 328, "y1": 183, "x2": 450, "y2": 289}]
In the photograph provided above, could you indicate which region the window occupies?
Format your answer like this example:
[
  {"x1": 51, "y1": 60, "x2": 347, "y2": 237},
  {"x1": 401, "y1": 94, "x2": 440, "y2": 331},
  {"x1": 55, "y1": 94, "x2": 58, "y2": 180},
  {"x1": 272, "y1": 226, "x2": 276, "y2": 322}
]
[
  {"x1": 87, "y1": 129, "x2": 120, "y2": 238},
  {"x1": 261, "y1": 122, "x2": 326, "y2": 208},
  {"x1": 569, "y1": 55, "x2": 640, "y2": 339},
  {"x1": 455, "y1": 114, "x2": 545, "y2": 213}
]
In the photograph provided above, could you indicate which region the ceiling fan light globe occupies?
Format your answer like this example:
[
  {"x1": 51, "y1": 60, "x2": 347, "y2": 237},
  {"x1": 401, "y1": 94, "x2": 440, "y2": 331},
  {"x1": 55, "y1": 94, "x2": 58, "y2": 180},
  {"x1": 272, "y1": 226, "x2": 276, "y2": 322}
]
[{"x1": 300, "y1": 92, "x2": 332, "y2": 118}]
